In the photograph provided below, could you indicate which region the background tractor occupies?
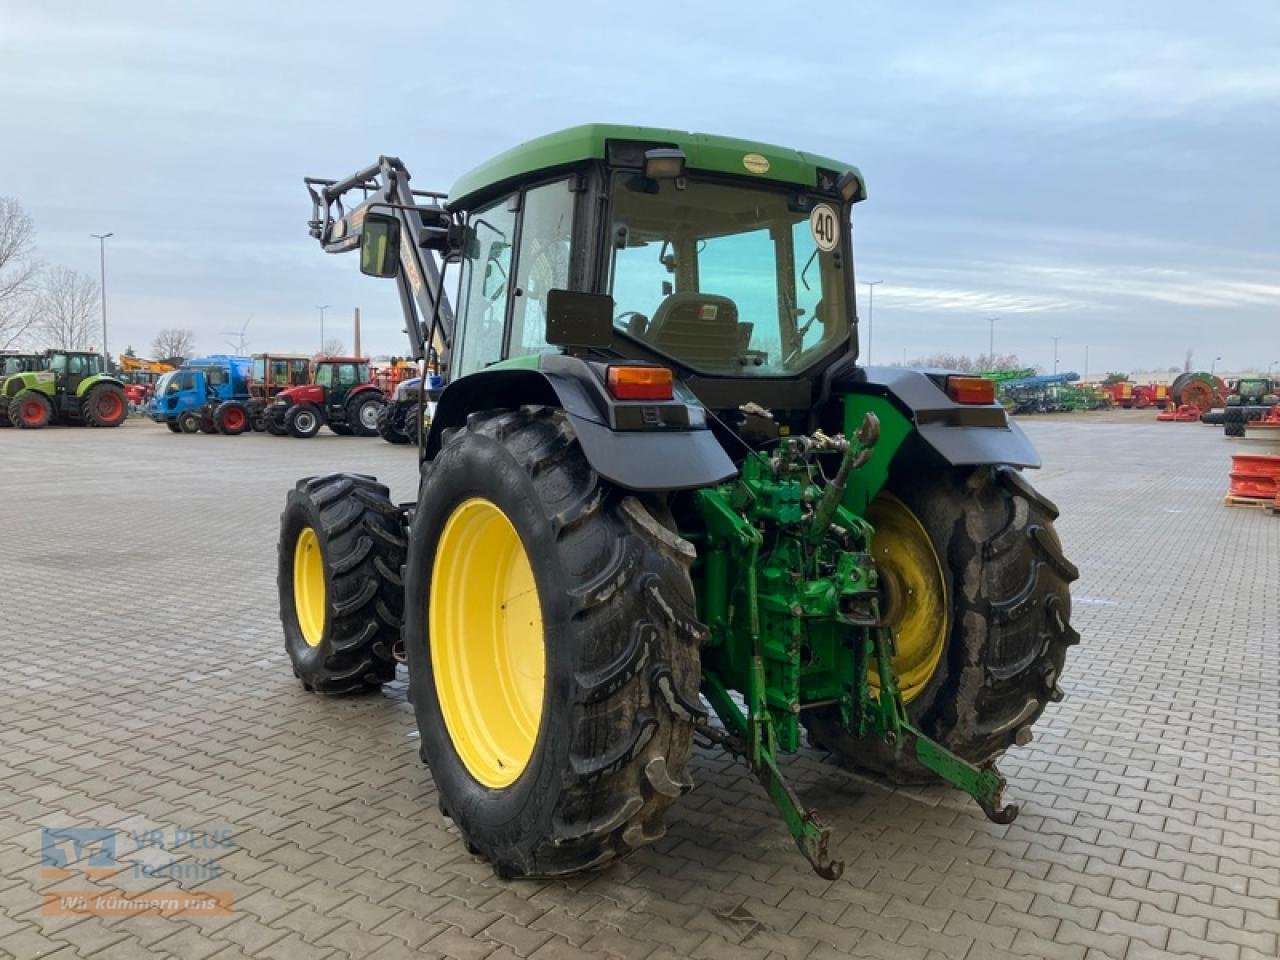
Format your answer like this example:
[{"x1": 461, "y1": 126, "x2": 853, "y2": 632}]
[
  {"x1": 1223, "y1": 376, "x2": 1278, "y2": 437},
  {"x1": 376, "y1": 373, "x2": 443, "y2": 445},
  {"x1": 147, "y1": 355, "x2": 253, "y2": 434},
  {"x1": 278, "y1": 126, "x2": 1078, "y2": 880},
  {"x1": 0, "y1": 350, "x2": 128, "y2": 429},
  {"x1": 264, "y1": 356, "x2": 385, "y2": 438},
  {"x1": 0, "y1": 351, "x2": 47, "y2": 426},
  {"x1": 250, "y1": 353, "x2": 312, "y2": 433}
]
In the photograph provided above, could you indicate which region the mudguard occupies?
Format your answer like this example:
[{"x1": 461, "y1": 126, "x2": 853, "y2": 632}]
[
  {"x1": 840, "y1": 365, "x2": 1040, "y2": 469},
  {"x1": 425, "y1": 356, "x2": 737, "y2": 493},
  {"x1": 74, "y1": 373, "x2": 126, "y2": 396}
]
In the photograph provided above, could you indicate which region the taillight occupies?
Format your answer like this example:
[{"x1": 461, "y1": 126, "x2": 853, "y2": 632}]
[
  {"x1": 607, "y1": 365, "x2": 673, "y2": 401},
  {"x1": 946, "y1": 376, "x2": 996, "y2": 405}
]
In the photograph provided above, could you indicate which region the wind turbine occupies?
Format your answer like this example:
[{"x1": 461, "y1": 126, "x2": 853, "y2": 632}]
[{"x1": 221, "y1": 316, "x2": 253, "y2": 354}]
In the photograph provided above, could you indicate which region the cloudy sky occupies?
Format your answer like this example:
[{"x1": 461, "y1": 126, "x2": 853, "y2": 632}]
[{"x1": 2, "y1": 1, "x2": 1277, "y2": 375}]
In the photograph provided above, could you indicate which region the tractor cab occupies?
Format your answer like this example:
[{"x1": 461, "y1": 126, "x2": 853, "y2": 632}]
[{"x1": 0, "y1": 352, "x2": 45, "y2": 379}]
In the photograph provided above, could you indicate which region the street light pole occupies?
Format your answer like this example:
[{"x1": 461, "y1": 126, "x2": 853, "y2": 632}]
[
  {"x1": 1052, "y1": 336, "x2": 1061, "y2": 375},
  {"x1": 864, "y1": 280, "x2": 882, "y2": 365},
  {"x1": 91, "y1": 233, "x2": 113, "y2": 369},
  {"x1": 1211, "y1": 355, "x2": 1222, "y2": 374},
  {"x1": 317, "y1": 304, "x2": 330, "y2": 354}
]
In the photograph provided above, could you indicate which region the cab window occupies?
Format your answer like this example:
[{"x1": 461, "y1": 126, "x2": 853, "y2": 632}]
[
  {"x1": 508, "y1": 179, "x2": 573, "y2": 359},
  {"x1": 454, "y1": 197, "x2": 517, "y2": 377},
  {"x1": 315, "y1": 364, "x2": 334, "y2": 388},
  {"x1": 337, "y1": 364, "x2": 358, "y2": 386}
]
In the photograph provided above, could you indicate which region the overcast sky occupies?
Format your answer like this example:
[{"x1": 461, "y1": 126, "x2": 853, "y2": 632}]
[{"x1": 2, "y1": 2, "x2": 1277, "y2": 375}]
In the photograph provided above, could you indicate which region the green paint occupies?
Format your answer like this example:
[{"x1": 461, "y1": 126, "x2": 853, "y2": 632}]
[
  {"x1": 448, "y1": 123, "x2": 864, "y2": 209},
  {"x1": 689, "y1": 418, "x2": 1018, "y2": 874}
]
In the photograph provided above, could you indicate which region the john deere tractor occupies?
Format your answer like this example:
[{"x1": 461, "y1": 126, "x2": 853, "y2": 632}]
[
  {"x1": 280, "y1": 126, "x2": 1078, "y2": 879},
  {"x1": 0, "y1": 350, "x2": 128, "y2": 429}
]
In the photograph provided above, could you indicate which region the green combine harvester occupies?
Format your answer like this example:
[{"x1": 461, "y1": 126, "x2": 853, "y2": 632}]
[
  {"x1": 0, "y1": 349, "x2": 128, "y2": 429},
  {"x1": 279, "y1": 125, "x2": 1078, "y2": 879}
]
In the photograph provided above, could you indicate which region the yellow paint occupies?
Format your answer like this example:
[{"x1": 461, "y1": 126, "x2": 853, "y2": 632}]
[
  {"x1": 293, "y1": 527, "x2": 326, "y2": 648},
  {"x1": 430, "y1": 498, "x2": 546, "y2": 788},
  {"x1": 867, "y1": 494, "x2": 948, "y2": 702}
]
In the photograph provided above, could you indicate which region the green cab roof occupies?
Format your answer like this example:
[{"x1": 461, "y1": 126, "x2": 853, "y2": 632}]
[{"x1": 447, "y1": 123, "x2": 864, "y2": 208}]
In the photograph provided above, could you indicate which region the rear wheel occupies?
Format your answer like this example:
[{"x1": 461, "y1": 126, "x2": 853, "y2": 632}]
[
  {"x1": 805, "y1": 464, "x2": 1079, "y2": 781},
  {"x1": 405, "y1": 406, "x2": 701, "y2": 878},
  {"x1": 10, "y1": 391, "x2": 52, "y2": 429},
  {"x1": 348, "y1": 393, "x2": 383, "y2": 437},
  {"x1": 286, "y1": 404, "x2": 322, "y2": 438},
  {"x1": 1224, "y1": 406, "x2": 1246, "y2": 438},
  {"x1": 278, "y1": 474, "x2": 406, "y2": 693},
  {"x1": 214, "y1": 401, "x2": 249, "y2": 435},
  {"x1": 83, "y1": 384, "x2": 128, "y2": 427}
]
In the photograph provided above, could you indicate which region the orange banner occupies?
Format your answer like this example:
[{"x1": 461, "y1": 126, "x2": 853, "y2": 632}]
[{"x1": 42, "y1": 890, "x2": 234, "y2": 916}]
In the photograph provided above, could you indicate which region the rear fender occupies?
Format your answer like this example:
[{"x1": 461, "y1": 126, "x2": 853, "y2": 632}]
[
  {"x1": 425, "y1": 357, "x2": 736, "y2": 492},
  {"x1": 836, "y1": 366, "x2": 1040, "y2": 514},
  {"x1": 75, "y1": 374, "x2": 125, "y2": 397}
]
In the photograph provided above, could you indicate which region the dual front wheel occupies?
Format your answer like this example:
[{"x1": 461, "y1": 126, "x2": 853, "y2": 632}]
[{"x1": 280, "y1": 407, "x2": 1076, "y2": 877}]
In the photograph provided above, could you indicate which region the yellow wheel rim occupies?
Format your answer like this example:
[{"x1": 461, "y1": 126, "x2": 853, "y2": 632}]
[
  {"x1": 430, "y1": 498, "x2": 545, "y2": 789},
  {"x1": 293, "y1": 527, "x2": 326, "y2": 648},
  {"x1": 866, "y1": 493, "x2": 948, "y2": 703}
]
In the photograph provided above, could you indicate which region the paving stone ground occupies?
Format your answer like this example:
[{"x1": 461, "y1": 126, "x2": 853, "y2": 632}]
[{"x1": 0, "y1": 413, "x2": 1276, "y2": 960}]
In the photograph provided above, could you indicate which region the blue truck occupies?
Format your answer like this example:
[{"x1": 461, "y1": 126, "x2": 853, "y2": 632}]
[{"x1": 147, "y1": 355, "x2": 253, "y2": 434}]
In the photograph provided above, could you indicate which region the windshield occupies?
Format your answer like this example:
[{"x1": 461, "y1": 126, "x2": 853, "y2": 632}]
[
  {"x1": 608, "y1": 175, "x2": 850, "y2": 376},
  {"x1": 156, "y1": 372, "x2": 177, "y2": 395}
]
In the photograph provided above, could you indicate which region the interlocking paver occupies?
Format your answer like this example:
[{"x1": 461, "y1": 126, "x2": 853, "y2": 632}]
[{"x1": 0, "y1": 414, "x2": 1276, "y2": 960}]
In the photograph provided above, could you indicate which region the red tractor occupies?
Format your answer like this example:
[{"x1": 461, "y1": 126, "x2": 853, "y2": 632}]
[{"x1": 264, "y1": 356, "x2": 385, "y2": 438}]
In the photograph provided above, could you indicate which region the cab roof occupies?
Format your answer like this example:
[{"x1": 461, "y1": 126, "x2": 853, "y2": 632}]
[{"x1": 447, "y1": 123, "x2": 864, "y2": 210}]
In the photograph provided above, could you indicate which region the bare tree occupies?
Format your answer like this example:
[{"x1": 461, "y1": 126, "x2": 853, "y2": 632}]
[
  {"x1": 34, "y1": 266, "x2": 99, "y2": 350},
  {"x1": 0, "y1": 196, "x2": 42, "y2": 349},
  {"x1": 319, "y1": 338, "x2": 346, "y2": 357},
  {"x1": 151, "y1": 328, "x2": 196, "y2": 364},
  {"x1": 910, "y1": 352, "x2": 1031, "y2": 373}
]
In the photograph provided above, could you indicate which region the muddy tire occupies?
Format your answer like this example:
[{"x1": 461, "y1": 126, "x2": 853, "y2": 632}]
[
  {"x1": 278, "y1": 474, "x2": 406, "y2": 693},
  {"x1": 1224, "y1": 406, "x2": 1246, "y2": 438},
  {"x1": 214, "y1": 401, "x2": 250, "y2": 436},
  {"x1": 286, "y1": 404, "x2": 323, "y2": 438},
  {"x1": 376, "y1": 403, "x2": 410, "y2": 444},
  {"x1": 9, "y1": 391, "x2": 52, "y2": 429},
  {"x1": 83, "y1": 383, "x2": 128, "y2": 427},
  {"x1": 405, "y1": 406, "x2": 702, "y2": 878},
  {"x1": 805, "y1": 465, "x2": 1079, "y2": 781}
]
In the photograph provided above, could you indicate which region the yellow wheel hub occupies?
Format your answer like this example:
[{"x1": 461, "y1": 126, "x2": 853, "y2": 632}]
[
  {"x1": 430, "y1": 498, "x2": 546, "y2": 789},
  {"x1": 866, "y1": 493, "x2": 948, "y2": 703},
  {"x1": 293, "y1": 527, "x2": 326, "y2": 648}
]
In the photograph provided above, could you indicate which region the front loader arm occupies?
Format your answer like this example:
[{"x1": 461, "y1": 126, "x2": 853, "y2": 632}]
[{"x1": 305, "y1": 157, "x2": 455, "y2": 366}]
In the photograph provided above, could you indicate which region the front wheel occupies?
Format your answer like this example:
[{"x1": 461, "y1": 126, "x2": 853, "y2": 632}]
[
  {"x1": 177, "y1": 410, "x2": 202, "y2": 433},
  {"x1": 214, "y1": 401, "x2": 250, "y2": 435},
  {"x1": 347, "y1": 393, "x2": 383, "y2": 437},
  {"x1": 405, "y1": 407, "x2": 703, "y2": 878},
  {"x1": 285, "y1": 404, "x2": 322, "y2": 438},
  {"x1": 376, "y1": 403, "x2": 410, "y2": 444},
  {"x1": 805, "y1": 464, "x2": 1079, "y2": 780}
]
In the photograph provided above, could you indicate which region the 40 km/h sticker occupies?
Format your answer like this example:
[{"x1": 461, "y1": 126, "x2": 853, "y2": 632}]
[{"x1": 810, "y1": 204, "x2": 839, "y2": 252}]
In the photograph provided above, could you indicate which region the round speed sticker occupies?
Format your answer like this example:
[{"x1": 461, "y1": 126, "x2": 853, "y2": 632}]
[{"x1": 809, "y1": 204, "x2": 839, "y2": 252}]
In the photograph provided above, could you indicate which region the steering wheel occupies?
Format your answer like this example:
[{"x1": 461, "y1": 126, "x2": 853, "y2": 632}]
[{"x1": 615, "y1": 311, "x2": 649, "y2": 337}]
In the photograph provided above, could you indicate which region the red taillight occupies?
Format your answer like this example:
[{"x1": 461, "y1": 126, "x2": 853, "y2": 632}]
[
  {"x1": 947, "y1": 376, "x2": 996, "y2": 405},
  {"x1": 607, "y1": 365, "x2": 673, "y2": 401}
]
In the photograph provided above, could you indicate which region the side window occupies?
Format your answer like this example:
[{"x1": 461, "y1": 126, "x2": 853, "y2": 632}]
[
  {"x1": 315, "y1": 364, "x2": 334, "y2": 388},
  {"x1": 338, "y1": 364, "x2": 357, "y2": 386},
  {"x1": 68, "y1": 355, "x2": 87, "y2": 376},
  {"x1": 791, "y1": 221, "x2": 832, "y2": 355},
  {"x1": 179, "y1": 372, "x2": 195, "y2": 392},
  {"x1": 253, "y1": 357, "x2": 266, "y2": 382},
  {"x1": 455, "y1": 197, "x2": 517, "y2": 377},
  {"x1": 509, "y1": 180, "x2": 573, "y2": 359},
  {"x1": 292, "y1": 360, "x2": 309, "y2": 384}
]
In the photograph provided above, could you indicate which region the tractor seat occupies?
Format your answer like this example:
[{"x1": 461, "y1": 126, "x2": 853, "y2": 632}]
[{"x1": 645, "y1": 293, "x2": 740, "y2": 372}]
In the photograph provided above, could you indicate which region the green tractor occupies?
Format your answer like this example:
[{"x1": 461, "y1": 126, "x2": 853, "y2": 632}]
[
  {"x1": 1223, "y1": 376, "x2": 1278, "y2": 437},
  {"x1": 280, "y1": 125, "x2": 1078, "y2": 879},
  {"x1": 0, "y1": 350, "x2": 129, "y2": 429},
  {"x1": 0, "y1": 351, "x2": 47, "y2": 426}
]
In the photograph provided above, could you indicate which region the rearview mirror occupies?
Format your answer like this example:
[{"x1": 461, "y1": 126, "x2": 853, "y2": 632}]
[
  {"x1": 546, "y1": 289, "x2": 614, "y2": 349},
  {"x1": 360, "y1": 212, "x2": 401, "y2": 278}
]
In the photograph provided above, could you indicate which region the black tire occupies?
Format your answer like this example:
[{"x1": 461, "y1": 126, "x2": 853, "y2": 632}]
[
  {"x1": 82, "y1": 383, "x2": 128, "y2": 427},
  {"x1": 9, "y1": 391, "x2": 52, "y2": 429},
  {"x1": 329, "y1": 422, "x2": 353, "y2": 436},
  {"x1": 347, "y1": 393, "x2": 384, "y2": 437},
  {"x1": 376, "y1": 403, "x2": 410, "y2": 444},
  {"x1": 265, "y1": 411, "x2": 288, "y2": 436},
  {"x1": 166, "y1": 421, "x2": 182, "y2": 433},
  {"x1": 1224, "y1": 406, "x2": 1246, "y2": 438},
  {"x1": 197, "y1": 411, "x2": 218, "y2": 434},
  {"x1": 278, "y1": 474, "x2": 406, "y2": 693},
  {"x1": 0, "y1": 402, "x2": 10, "y2": 427},
  {"x1": 177, "y1": 410, "x2": 202, "y2": 433},
  {"x1": 286, "y1": 404, "x2": 323, "y2": 438},
  {"x1": 805, "y1": 464, "x2": 1079, "y2": 781},
  {"x1": 405, "y1": 406, "x2": 702, "y2": 878},
  {"x1": 214, "y1": 400, "x2": 250, "y2": 436}
]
